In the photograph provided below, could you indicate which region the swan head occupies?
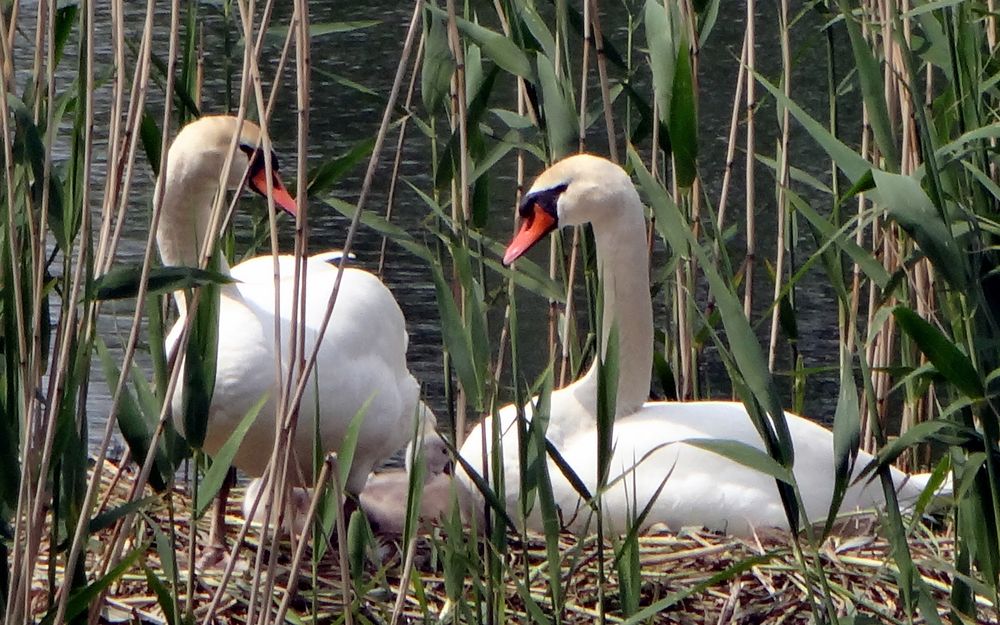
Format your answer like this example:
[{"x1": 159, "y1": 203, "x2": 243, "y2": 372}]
[
  {"x1": 166, "y1": 115, "x2": 297, "y2": 214},
  {"x1": 504, "y1": 154, "x2": 637, "y2": 264}
]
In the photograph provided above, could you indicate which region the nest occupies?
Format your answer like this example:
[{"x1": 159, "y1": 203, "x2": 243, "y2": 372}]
[{"x1": 28, "y1": 458, "x2": 994, "y2": 624}]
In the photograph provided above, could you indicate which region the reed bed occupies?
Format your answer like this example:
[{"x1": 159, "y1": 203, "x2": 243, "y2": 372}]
[
  {"x1": 30, "y1": 458, "x2": 987, "y2": 625},
  {"x1": 2, "y1": 0, "x2": 999, "y2": 623}
]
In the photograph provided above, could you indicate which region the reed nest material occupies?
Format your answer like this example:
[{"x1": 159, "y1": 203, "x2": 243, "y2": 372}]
[{"x1": 29, "y1": 459, "x2": 992, "y2": 624}]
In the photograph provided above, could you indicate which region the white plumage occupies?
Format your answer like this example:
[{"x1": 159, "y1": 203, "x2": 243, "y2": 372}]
[
  {"x1": 458, "y1": 154, "x2": 946, "y2": 536},
  {"x1": 157, "y1": 115, "x2": 426, "y2": 500}
]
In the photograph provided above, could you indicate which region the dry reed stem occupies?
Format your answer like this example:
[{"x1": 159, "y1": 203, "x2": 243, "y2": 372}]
[
  {"x1": 589, "y1": 0, "x2": 618, "y2": 163},
  {"x1": 444, "y1": 0, "x2": 473, "y2": 445},
  {"x1": 743, "y1": 0, "x2": 757, "y2": 319},
  {"x1": 710, "y1": 34, "x2": 747, "y2": 333},
  {"x1": 51, "y1": 0, "x2": 165, "y2": 620},
  {"x1": 767, "y1": 0, "x2": 793, "y2": 372},
  {"x1": 377, "y1": 32, "x2": 425, "y2": 277},
  {"x1": 681, "y1": 0, "x2": 701, "y2": 400},
  {"x1": 0, "y1": 4, "x2": 32, "y2": 622}
]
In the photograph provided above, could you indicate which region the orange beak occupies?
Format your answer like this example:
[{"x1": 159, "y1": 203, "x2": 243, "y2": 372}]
[
  {"x1": 250, "y1": 168, "x2": 298, "y2": 215},
  {"x1": 503, "y1": 204, "x2": 557, "y2": 265}
]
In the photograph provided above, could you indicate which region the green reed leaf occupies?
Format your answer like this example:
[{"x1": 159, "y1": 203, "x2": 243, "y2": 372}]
[
  {"x1": 621, "y1": 554, "x2": 775, "y2": 624},
  {"x1": 266, "y1": 20, "x2": 379, "y2": 40},
  {"x1": 894, "y1": 305, "x2": 983, "y2": 399},
  {"x1": 140, "y1": 111, "x2": 162, "y2": 177},
  {"x1": 307, "y1": 136, "x2": 375, "y2": 196},
  {"x1": 755, "y1": 74, "x2": 871, "y2": 183},
  {"x1": 431, "y1": 265, "x2": 483, "y2": 409},
  {"x1": 96, "y1": 339, "x2": 170, "y2": 492},
  {"x1": 421, "y1": 9, "x2": 453, "y2": 114},
  {"x1": 40, "y1": 543, "x2": 147, "y2": 625},
  {"x1": 144, "y1": 566, "x2": 178, "y2": 625},
  {"x1": 826, "y1": 359, "x2": 861, "y2": 536},
  {"x1": 347, "y1": 508, "x2": 374, "y2": 581},
  {"x1": 631, "y1": 149, "x2": 792, "y2": 454},
  {"x1": 790, "y1": 191, "x2": 891, "y2": 289},
  {"x1": 684, "y1": 439, "x2": 795, "y2": 484},
  {"x1": 92, "y1": 265, "x2": 234, "y2": 301},
  {"x1": 645, "y1": 0, "x2": 680, "y2": 123},
  {"x1": 536, "y1": 51, "x2": 578, "y2": 160},
  {"x1": 517, "y1": 2, "x2": 556, "y2": 60},
  {"x1": 445, "y1": 12, "x2": 533, "y2": 79},
  {"x1": 526, "y1": 374, "x2": 564, "y2": 614},
  {"x1": 616, "y1": 531, "x2": 641, "y2": 616},
  {"x1": 836, "y1": 0, "x2": 899, "y2": 171},
  {"x1": 872, "y1": 170, "x2": 967, "y2": 290},
  {"x1": 669, "y1": 32, "x2": 698, "y2": 187},
  {"x1": 335, "y1": 396, "x2": 374, "y2": 490},
  {"x1": 53, "y1": 5, "x2": 78, "y2": 67}
]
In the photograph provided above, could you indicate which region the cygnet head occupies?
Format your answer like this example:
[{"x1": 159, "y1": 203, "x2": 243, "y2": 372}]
[
  {"x1": 405, "y1": 402, "x2": 452, "y2": 476},
  {"x1": 164, "y1": 115, "x2": 297, "y2": 214},
  {"x1": 504, "y1": 154, "x2": 639, "y2": 264}
]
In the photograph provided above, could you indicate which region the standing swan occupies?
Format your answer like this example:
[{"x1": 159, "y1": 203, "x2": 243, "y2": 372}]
[
  {"x1": 157, "y1": 116, "x2": 427, "y2": 556},
  {"x1": 458, "y1": 154, "x2": 946, "y2": 537}
]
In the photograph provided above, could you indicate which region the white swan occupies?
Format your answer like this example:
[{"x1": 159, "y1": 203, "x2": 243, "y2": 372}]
[
  {"x1": 457, "y1": 154, "x2": 946, "y2": 537},
  {"x1": 157, "y1": 116, "x2": 427, "y2": 552}
]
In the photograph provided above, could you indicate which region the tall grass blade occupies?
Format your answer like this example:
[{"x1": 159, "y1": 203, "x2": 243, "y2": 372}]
[
  {"x1": 835, "y1": 0, "x2": 899, "y2": 171},
  {"x1": 181, "y1": 280, "x2": 220, "y2": 450},
  {"x1": 95, "y1": 338, "x2": 170, "y2": 492},
  {"x1": 421, "y1": 8, "x2": 453, "y2": 115},
  {"x1": 893, "y1": 305, "x2": 983, "y2": 399},
  {"x1": 91, "y1": 265, "x2": 234, "y2": 301},
  {"x1": 668, "y1": 32, "x2": 698, "y2": 187},
  {"x1": 38, "y1": 543, "x2": 147, "y2": 625},
  {"x1": 871, "y1": 170, "x2": 968, "y2": 291},
  {"x1": 826, "y1": 356, "x2": 861, "y2": 536},
  {"x1": 535, "y1": 51, "x2": 578, "y2": 160}
]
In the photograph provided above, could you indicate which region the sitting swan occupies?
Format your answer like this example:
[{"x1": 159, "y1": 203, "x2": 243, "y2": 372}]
[
  {"x1": 158, "y1": 116, "x2": 428, "y2": 555},
  {"x1": 457, "y1": 154, "x2": 947, "y2": 537}
]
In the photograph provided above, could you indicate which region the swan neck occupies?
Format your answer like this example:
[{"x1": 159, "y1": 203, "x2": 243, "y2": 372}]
[
  {"x1": 155, "y1": 157, "x2": 233, "y2": 274},
  {"x1": 581, "y1": 201, "x2": 653, "y2": 416}
]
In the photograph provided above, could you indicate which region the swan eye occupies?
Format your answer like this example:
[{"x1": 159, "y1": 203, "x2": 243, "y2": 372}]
[
  {"x1": 239, "y1": 144, "x2": 281, "y2": 178},
  {"x1": 519, "y1": 183, "x2": 567, "y2": 220}
]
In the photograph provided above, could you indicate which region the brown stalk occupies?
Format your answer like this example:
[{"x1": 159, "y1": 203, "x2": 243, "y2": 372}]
[
  {"x1": 445, "y1": 0, "x2": 470, "y2": 443},
  {"x1": 743, "y1": 0, "x2": 757, "y2": 319},
  {"x1": 377, "y1": 33, "x2": 425, "y2": 277},
  {"x1": 767, "y1": 0, "x2": 793, "y2": 371},
  {"x1": 51, "y1": 0, "x2": 169, "y2": 619},
  {"x1": 589, "y1": 0, "x2": 617, "y2": 163},
  {"x1": 0, "y1": 2, "x2": 33, "y2": 620}
]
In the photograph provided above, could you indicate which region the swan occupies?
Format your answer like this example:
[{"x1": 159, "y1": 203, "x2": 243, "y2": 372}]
[
  {"x1": 457, "y1": 154, "x2": 947, "y2": 537},
  {"x1": 157, "y1": 115, "x2": 427, "y2": 555}
]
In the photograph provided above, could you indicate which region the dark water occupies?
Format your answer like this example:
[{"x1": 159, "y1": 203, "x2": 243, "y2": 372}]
[{"x1": 81, "y1": 1, "x2": 846, "y2": 452}]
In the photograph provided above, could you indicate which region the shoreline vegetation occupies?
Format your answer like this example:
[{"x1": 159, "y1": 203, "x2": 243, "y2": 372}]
[{"x1": 2, "y1": 0, "x2": 999, "y2": 623}]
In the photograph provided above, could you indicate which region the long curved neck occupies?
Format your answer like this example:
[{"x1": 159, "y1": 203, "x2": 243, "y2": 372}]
[
  {"x1": 566, "y1": 198, "x2": 653, "y2": 418},
  {"x1": 155, "y1": 154, "x2": 233, "y2": 311}
]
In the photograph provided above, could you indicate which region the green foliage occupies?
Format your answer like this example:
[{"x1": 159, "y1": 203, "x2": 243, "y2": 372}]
[
  {"x1": 5, "y1": 0, "x2": 1000, "y2": 622},
  {"x1": 91, "y1": 265, "x2": 234, "y2": 301}
]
